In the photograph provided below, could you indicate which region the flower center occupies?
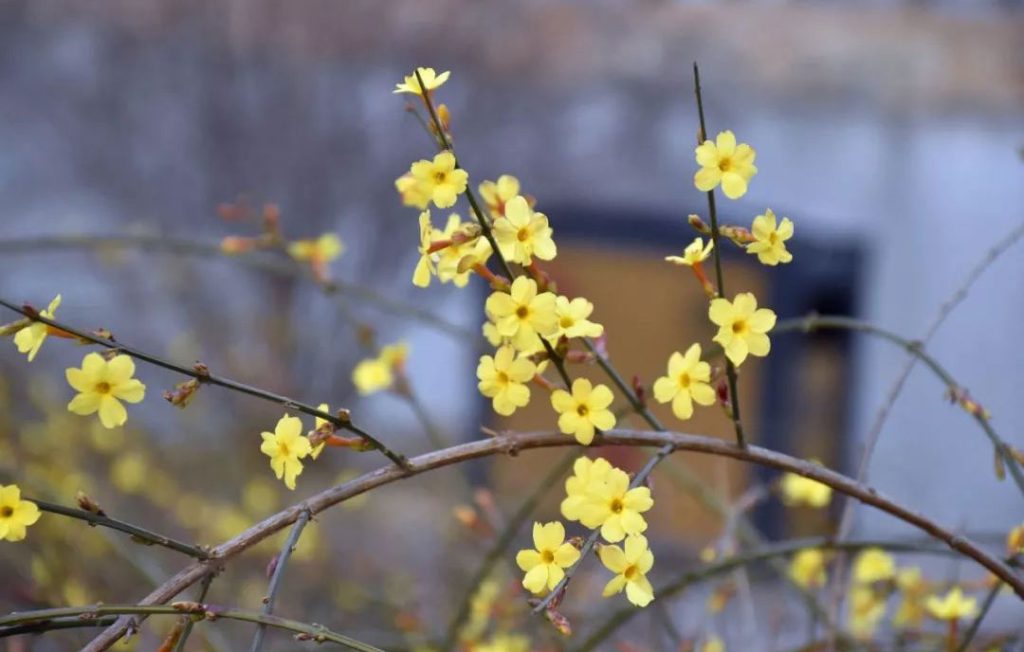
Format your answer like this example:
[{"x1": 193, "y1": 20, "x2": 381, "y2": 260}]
[
  {"x1": 718, "y1": 157, "x2": 733, "y2": 172},
  {"x1": 95, "y1": 382, "x2": 112, "y2": 394},
  {"x1": 515, "y1": 306, "x2": 529, "y2": 319},
  {"x1": 433, "y1": 171, "x2": 447, "y2": 183},
  {"x1": 496, "y1": 371, "x2": 510, "y2": 386},
  {"x1": 610, "y1": 498, "x2": 624, "y2": 514},
  {"x1": 540, "y1": 549, "x2": 555, "y2": 564},
  {"x1": 516, "y1": 228, "x2": 530, "y2": 242},
  {"x1": 278, "y1": 442, "x2": 291, "y2": 457},
  {"x1": 678, "y1": 373, "x2": 691, "y2": 388},
  {"x1": 731, "y1": 319, "x2": 749, "y2": 336},
  {"x1": 623, "y1": 564, "x2": 638, "y2": 580},
  {"x1": 0, "y1": 506, "x2": 12, "y2": 518},
  {"x1": 576, "y1": 404, "x2": 589, "y2": 417},
  {"x1": 559, "y1": 316, "x2": 574, "y2": 329},
  {"x1": 768, "y1": 232, "x2": 778, "y2": 245}
]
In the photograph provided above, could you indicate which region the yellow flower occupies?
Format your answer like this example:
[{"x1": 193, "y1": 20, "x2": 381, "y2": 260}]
[
  {"x1": 852, "y1": 548, "x2": 896, "y2": 584},
  {"x1": 310, "y1": 402, "x2": 331, "y2": 459},
  {"x1": 1007, "y1": 523, "x2": 1024, "y2": 555},
  {"x1": 396, "y1": 173, "x2": 430, "y2": 209},
  {"x1": 483, "y1": 321, "x2": 504, "y2": 347},
  {"x1": 701, "y1": 636, "x2": 725, "y2": 652},
  {"x1": 746, "y1": 209, "x2": 793, "y2": 266},
  {"x1": 579, "y1": 467, "x2": 654, "y2": 542},
  {"x1": 413, "y1": 211, "x2": 438, "y2": 288},
  {"x1": 550, "y1": 296, "x2": 603, "y2": 340},
  {"x1": 694, "y1": 130, "x2": 758, "y2": 200},
  {"x1": 893, "y1": 568, "x2": 928, "y2": 629},
  {"x1": 393, "y1": 67, "x2": 450, "y2": 96},
  {"x1": 709, "y1": 292, "x2": 776, "y2": 366},
  {"x1": 14, "y1": 294, "x2": 61, "y2": 361},
  {"x1": 484, "y1": 277, "x2": 558, "y2": 352},
  {"x1": 652, "y1": 343, "x2": 716, "y2": 420},
  {"x1": 665, "y1": 238, "x2": 713, "y2": 267},
  {"x1": 66, "y1": 353, "x2": 146, "y2": 429},
  {"x1": 352, "y1": 342, "x2": 409, "y2": 395},
  {"x1": 479, "y1": 175, "x2": 521, "y2": 219},
  {"x1": 476, "y1": 345, "x2": 536, "y2": 416},
  {"x1": 475, "y1": 634, "x2": 530, "y2": 652},
  {"x1": 287, "y1": 234, "x2": 344, "y2": 264},
  {"x1": 925, "y1": 587, "x2": 978, "y2": 621},
  {"x1": 435, "y1": 214, "x2": 491, "y2": 287},
  {"x1": 0, "y1": 484, "x2": 41, "y2": 542},
  {"x1": 492, "y1": 196, "x2": 557, "y2": 265},
  {"x1": 779, "y1": 471, "x2": 832, "y2": 508},
  {"x1": 409, "y1": 151, "x2": 467, "y2": 209},
  {"x1": 789, "y1": 549, "x2": 828, "y2": 589},
  {"x1": 561, "y1": 456, "x2": 613, "y2": 522},
  {"x1": 598, "y1": 534, "x2": 655, "y2": 607},
  {"x1": 260, "y1": 414, "x2": 313, "y2": 490},
  {"x1": 515, "y1": 521, "x2": 580, "y2": 595},
  {"x1": 550, "y1": 379, "x2": 616, "y2": 445},
  {"x1": 848, "y1": 585, "x2": 886, "y2": 639}
]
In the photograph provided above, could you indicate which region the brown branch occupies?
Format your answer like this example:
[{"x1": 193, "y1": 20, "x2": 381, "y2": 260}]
[
  {"x1": 0, "y1": 298, "x2": 410, "y2": 469},
  {"x1": 82, "y1": 429, "x2": 1024, "y2": 650}
]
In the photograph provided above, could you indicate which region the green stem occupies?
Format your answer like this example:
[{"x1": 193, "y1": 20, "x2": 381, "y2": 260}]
[
  {"x1": 0, "y1": 604, "x2": 382, "y2": 652},
  {"x1": 692, "y1": 62, "x2": 745, "y2": 448},
  {"x1": 249, "y1": 508, "x2": 312, "y2": 652},
  {"x1": 172, "y1": 572, "x2": 216, "y2": 652},
  {"x1": 953, "y1": 580, "x2": 1002, "y2": 652}
]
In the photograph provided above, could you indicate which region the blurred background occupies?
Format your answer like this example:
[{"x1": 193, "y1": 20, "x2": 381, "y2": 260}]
[{"x1": 1, "y1": 0, "x2": 1022, "y2": 650}]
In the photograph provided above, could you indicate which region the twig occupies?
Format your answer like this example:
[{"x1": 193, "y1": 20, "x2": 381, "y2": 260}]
[
  {"x1": 0, "y1": 298, "x2": 410, "y2": 470},
  {"x1": 0, "y1": 234, "x2": 471, "y2": 340},
  {"x1": 81, "y1": 429, "x2": 1024, "y2": 650},
  {"x1": 774, "y1": 314, "x2": 1024, "y2": 496},
  {"x1": 172, "y1": 571, "x2": 217, "y2": 652},
  {"x1": 693, "y1": 62, "x2": 745, "y2": 448},
  {"x1": 29, "y1": 497, "x2": 208, "y2": 559},
  {"x1": 441, "y1": 451, "x2": 577, "y2": 648},
  {"x1": 249, "y1": 508, "x2": 312, "y2": 652},
  {"x1": 570, "y1": 536, "x2": 966, "y2": 652},
  {"x1": 954, "y1": 580, "x2": 1002, "y2": 652},
  {"x1": 0, "y1": 604, "x2": 382, "y2": 652}
]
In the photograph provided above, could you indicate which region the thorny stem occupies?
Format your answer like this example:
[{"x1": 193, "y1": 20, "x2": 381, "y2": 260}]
[
  {"x1": 28, "y1": 497, "x2": 208, "y2": 559},
  {"x1": 249, "y1": 508, "x2": 312, "y2": 652},
  {"x1": 0, "y1": 298, "x2": 410, "y2": 470},
  {"x1": 693, "y1": 62, "x2": 745, "y2": 448},
  {"x1": 0, "y1": 604, "x2": 383, "y2": 652},
  {"x1": 80, "y1": 429, "x2": 1024, "y2": 650}
]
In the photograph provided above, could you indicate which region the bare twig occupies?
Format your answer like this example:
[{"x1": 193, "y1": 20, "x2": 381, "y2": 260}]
[
  {"x1": 81, "y1": 429, "x2": 1024, "y2": 650},
  {"x1": 0, "y1": 234, "x2": 471, "y2": 340},
  {"x1": 172, "y1": 571, "x2": 217, "y2": 652},
  {"x1": 954, "y1": 580, "x2": 1003, "y2": 652},
  {"x1": 0, "y1": 604, "x2": 382, "y2": 652},
  {"x1": 249, "y1": 508, "x2": 312, "y2": 652},
  {"x1": 0, "y1": 298, "x2": 410, "y2": 469},
  {"x1": 29, "y1": 497, "x2": 208, "y2": 559}
]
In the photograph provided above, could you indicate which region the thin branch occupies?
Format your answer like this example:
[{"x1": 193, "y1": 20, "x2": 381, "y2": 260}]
[
  {"x1": 82, "y1": 429, "x2": 1024, "y2": 650},
  {"x1": 29, "y1": 497, "x2": 208, "y2": 559},
  {"x1": 693, "y1": 61, "x2": 745, "y2": 448},
  {"x1": 0, "y1": 234, "x2": 472, "y2": 340},
  {"x1": 172, "y1": 571, "x2": 217, "y2": 652},
  {"x1": 570, "y1": 536, "x2": 966, "y2": 652},
  {"x1": 954, "y1": 580, "x2": 1002, "y2": 652},
  {"x1": 0, "y1": 604, "x2": 383, "y2": 652},
  {"x1": 0, "y1": 298, "x2": 410, "y2": 469},
  {"x1": 774, "y1": 314, "x2": 1024, "y2": 497},
  {"x1": 441, "y1": 450, "x2": 577, "y2": 648},
  {"x1": 249, "y1": 509, "x2": 312, "y2": 652}
]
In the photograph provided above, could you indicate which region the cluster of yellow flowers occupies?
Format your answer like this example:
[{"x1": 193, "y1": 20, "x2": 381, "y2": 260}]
[{"x1": 516, "y1": 456, "x2": 656, "y2": 607}]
